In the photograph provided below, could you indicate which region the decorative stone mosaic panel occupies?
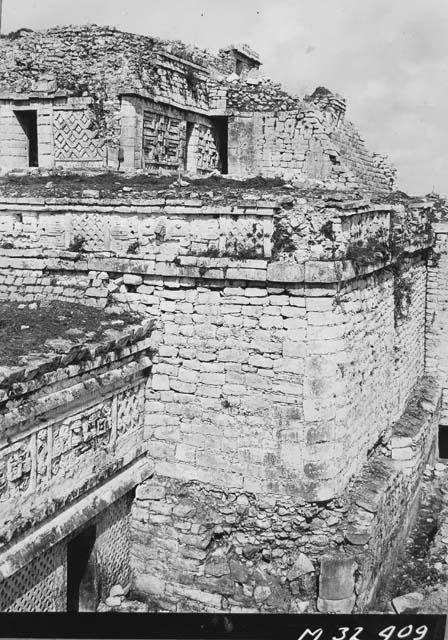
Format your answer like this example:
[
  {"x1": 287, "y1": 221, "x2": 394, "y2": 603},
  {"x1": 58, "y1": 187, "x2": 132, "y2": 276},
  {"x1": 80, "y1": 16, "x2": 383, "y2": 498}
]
[
  {"x1": 143, "y1": 110, "x2": 183, "y2": 168},
  {"x1": 53, "y1": 108, "x2": 104, "y2": 163},
  {"x1": 96, "y1": 492, "x2": 134, "y2": 596},
  {"x1": 0, "y1": 543, "x2": 66, "y2": 612},
  {"x1": 195, "y1": 124, "x2": 219, "y2": 171},
  {"x1": 71, "y1": 212, "x2": 108, "y2": 251}
]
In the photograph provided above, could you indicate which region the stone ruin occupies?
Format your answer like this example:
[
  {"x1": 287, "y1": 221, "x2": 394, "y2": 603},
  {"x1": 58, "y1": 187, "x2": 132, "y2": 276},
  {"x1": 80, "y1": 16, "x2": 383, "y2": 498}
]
[
  {"x1": 0, "y1": 24, "x2": 446, "y2": 615},
  {"x1": 0, "y1": 25, "x2": 395, "y2": 191}
]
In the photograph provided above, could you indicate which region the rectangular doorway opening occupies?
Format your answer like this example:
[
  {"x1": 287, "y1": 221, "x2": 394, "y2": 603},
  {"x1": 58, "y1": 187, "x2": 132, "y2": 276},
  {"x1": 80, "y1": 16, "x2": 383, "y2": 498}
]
[
  {"x1": 211, "y1": 116, "x2": 228, "y2": 174},
  {"x1": 439, "y1": 425, "x2": 448, "y2": 459},
  {"x1": 67, "y1": 524, "x2": 99, "y2": 612},
  {"x1": 14, "y1": 110, "x2": 39, "y2": 167},
  {"x1": 184, "y1": 121, "x2": 195, "y2": 171}
]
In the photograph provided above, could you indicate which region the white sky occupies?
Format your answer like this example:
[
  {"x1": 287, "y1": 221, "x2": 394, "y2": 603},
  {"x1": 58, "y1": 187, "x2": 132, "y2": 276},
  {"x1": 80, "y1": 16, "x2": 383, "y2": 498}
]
[{"x1": 3, "y1": 0, "x2": 446, "y2": 196}]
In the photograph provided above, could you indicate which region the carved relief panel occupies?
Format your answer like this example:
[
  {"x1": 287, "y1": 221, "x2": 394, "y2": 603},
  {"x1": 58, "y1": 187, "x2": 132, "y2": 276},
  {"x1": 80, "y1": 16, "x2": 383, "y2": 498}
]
[{"x1": 0, "y1": 380, "x2": 145, "y2": 508}]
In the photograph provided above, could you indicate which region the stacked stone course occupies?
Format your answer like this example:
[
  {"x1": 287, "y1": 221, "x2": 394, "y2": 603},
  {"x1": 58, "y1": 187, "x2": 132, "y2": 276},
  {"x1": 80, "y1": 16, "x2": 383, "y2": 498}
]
[{"x1": 0, "y1": 185, "x2": 440, "y2": 612}]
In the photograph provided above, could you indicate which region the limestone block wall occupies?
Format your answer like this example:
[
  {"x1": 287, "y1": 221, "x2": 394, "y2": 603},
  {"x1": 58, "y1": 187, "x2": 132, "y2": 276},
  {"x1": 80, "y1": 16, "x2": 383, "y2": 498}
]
[
  {"x1": 0, "y1": 100, "x2": 54, "y2": 169},
  {"x1": 0, "y1": 96, "x2": 106, "y2": 170},
  {"x1": 331, "y1": 122, "x2": 396, "y2": 192},
  {"x1": 225, "y1": 83, "x2": 394, "y2": 192},
  {"x1": 227, "y1": 110, "x2": 340, "y2": 183},
  {"x1": 426, "y1": 224, "x2": 448, "y2": 441},
  {"x1": 227, "y1": 109, "x2": 372, "y2": 190},
  {"x1": 0, "y1": 192, "x2": 435, "y2": 612},
  {"x1": 332, "y1": 376, "x2": 441, "y2": 612}
]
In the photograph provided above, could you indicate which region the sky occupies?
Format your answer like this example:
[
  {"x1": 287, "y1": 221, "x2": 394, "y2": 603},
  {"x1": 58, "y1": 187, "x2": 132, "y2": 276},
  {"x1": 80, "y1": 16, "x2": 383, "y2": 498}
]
[{"x1": 2, "y1": 0, "x2": 447, "y2": 196}]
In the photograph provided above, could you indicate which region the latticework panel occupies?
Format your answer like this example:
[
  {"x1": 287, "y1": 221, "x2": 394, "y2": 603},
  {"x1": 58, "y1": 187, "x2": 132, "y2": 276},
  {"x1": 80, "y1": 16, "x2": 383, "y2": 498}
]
[
  {"x1": 195, "y1": 124, "x2": 219, "y2": 171},
  {"x1": 116, "y1": 381, "x2": 146, "y2": 437},
  {"x1": 71, "y1": 212, "x2": 107, "y2": 251},
  {"x1": 96, "y1": 493, "x2": 133, "y2": 595},
  {"x1": 0, "y1": 543, "x2": 66, "y2": 612},
  {"x1": 53, "y1": 109, "x2": 104, "y2": 162}
]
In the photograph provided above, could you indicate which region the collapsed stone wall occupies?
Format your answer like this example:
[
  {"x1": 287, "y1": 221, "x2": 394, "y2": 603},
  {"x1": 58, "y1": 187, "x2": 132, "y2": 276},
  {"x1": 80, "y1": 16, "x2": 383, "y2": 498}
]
[
  {"x1": 227, "y1": 105, "x2": 393, "y2": 192},
  {"x1": 330, "y1": 121, "x2": 396, "y2": 193},
  {"x1": 131, "y1": 477, "x2": 343, "y2": 613}
]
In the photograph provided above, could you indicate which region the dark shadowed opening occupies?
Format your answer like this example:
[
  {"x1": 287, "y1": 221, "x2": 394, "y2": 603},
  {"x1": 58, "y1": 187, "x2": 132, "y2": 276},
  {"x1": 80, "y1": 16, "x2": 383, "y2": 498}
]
[
  {"x1": 184, "y1": 121, "x2": 194, "y2": 170},
  {"x1": 211, "y1": 116, "x2": 228, "y2": 174},
  {"x1": 439, "y1": 425, "x2": 448, "y2": 459},
  {"x1": 67, "y1": 525, "x2": 98, "y2": 612},
  {"x1": 14, "y1": 110, "x2": 39, "y2": 167}
]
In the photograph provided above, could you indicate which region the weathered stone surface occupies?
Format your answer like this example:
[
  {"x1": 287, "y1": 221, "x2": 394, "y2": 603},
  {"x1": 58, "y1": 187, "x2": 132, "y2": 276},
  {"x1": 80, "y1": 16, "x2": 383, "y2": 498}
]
[
  {"x1": 319, "y1": 555, "x2": 357, "y2": 600},
  {"x1": 287, "y1": 553, "x2": 315, "y2": 580},
  {"x1": 317, "y1": 595, "x2": 356, "y2": 613},
  {"x1": 392, "y1": 592, "x2": 424, "y2": 613}
]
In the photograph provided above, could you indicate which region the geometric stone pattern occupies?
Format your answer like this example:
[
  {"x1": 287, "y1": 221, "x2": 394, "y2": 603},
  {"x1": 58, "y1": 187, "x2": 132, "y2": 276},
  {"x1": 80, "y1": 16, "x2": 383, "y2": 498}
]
[
  {"x1": 143, "y1": 110, "x2": 183, "y2": 169},
  {"x1": 96, "y1": 492, "x2": 134, "y2": 597},
  {"x1": 116, "y1": 382, "x2": 146, "y2": 437},
  {"x1": 0, "y1": 399, "x2": 113, "y2": 504},
  {"x1": 195, "y1": 124, "x2": 219, "y2": 172},
  {"x1": 71, "y1": 212, "x2": 106, "y2": 251},
  {"x1": 53, "y1": 109, "x2": 103, "y2": 162},
  {"x1": 0, "y1": 543, "x2": 66, "y2": 612}
]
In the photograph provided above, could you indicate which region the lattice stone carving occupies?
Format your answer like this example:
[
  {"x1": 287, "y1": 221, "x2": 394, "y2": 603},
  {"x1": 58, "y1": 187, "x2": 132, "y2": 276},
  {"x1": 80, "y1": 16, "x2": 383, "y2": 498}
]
[
  {"x1": 53, "y1": 108, "x2": 104, "y2": 162},
  {"x1": 0, "y1": 543, "x2": 66, "y2": 612},
  {"x1": 71, "y1": 212, "x2": 108, "y2": 251},
  {"x1": 196, "y1": 124, "x2": 219, "y2": 171},
  {"x1": 116, "y1": 382, "x2": 146, "y2": 436},
  {"x1": 96, "y1": 493, "x2": 133, "y2": 595}
]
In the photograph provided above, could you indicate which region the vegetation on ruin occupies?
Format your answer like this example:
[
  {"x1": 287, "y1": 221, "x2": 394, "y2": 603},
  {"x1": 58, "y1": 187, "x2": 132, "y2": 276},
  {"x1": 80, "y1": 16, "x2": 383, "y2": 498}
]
[
  {"x1": 345, "y1": 230, "x2": 390, "y2": 267},
  {"x1": 271, "y1": 219, "x2": 297, "y2": 258},
  {"x1": 0, "y1": 172, "x2": 287, "y2": 200},
  {"x1": 0, "y1": 301, "x2": 142, "y2": 367},
  {"x1": 67, "y1": 234, "x2": 87, "y2": 253},
  {"x1": 391, "y1": 263, "x2": 414, "y2": 325},
  {"x1": 127, "y1": 240, "x2": 141, "y2": 255},
  {"x1": 185, "y1": 68, "x2": 201, "y2": 98}
]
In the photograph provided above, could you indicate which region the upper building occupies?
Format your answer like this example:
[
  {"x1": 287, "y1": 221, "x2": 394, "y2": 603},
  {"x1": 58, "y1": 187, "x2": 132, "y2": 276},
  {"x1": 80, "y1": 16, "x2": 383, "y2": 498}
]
[{"x1": 0, "y1": 25, "x2": 395, "y2": 192}]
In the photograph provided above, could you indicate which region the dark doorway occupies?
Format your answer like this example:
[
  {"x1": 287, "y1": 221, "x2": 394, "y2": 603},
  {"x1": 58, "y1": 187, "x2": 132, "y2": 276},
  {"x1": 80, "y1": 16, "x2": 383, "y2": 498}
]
[
  {"x1": 14, "y1": 110, "x2": 39, "y2": 167},
  {"x1": 184, "y1": 121, "x2": 194, "y2": 171},
  {"x1": 211, "y1": 116, "x2": 228, "y2": 174},
  {"x1": 439, "y1": 425, "x2": 448, "y2": 459},
  {"x1": 67, "y1": 525, "x2": 99, "y2": 612}
]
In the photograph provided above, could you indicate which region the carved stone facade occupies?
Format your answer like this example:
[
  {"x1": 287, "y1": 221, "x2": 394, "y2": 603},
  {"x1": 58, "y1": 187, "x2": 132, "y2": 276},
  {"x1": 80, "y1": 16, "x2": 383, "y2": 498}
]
[
  {"x1": 0, "y1": 25, "x2": 395, "y2": 190},
  {"x1": 0, "y1": 315, "x2": 154, "y2": 611}
]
